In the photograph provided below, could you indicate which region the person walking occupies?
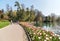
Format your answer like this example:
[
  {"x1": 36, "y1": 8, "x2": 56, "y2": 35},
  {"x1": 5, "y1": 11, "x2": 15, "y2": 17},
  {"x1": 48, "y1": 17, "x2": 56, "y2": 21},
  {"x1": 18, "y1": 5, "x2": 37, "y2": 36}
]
[{"x1": 11, "y1": 20, "x2": 13, "y2": 24}]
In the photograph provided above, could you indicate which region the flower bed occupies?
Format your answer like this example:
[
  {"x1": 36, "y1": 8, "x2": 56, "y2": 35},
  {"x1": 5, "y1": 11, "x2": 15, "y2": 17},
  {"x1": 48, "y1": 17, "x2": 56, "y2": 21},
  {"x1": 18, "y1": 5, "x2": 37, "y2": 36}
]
[{"x1": 20, "y1": 22, "x2": 60, "y2": 41}]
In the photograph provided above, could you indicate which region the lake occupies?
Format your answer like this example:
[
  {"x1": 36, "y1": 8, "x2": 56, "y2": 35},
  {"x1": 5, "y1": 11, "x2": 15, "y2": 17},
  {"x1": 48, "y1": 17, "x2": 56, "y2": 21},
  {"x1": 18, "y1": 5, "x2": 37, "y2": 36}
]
[{"x1": 38, "y1": 22, "x2": 60, "y2": 35}]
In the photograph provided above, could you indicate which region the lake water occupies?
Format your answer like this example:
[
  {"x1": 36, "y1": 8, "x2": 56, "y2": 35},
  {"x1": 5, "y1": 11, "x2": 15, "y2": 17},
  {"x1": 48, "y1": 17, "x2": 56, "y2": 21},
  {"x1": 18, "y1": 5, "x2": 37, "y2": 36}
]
[{"x1": 40, "y1": 22, "x2": 60, "y2": 35}]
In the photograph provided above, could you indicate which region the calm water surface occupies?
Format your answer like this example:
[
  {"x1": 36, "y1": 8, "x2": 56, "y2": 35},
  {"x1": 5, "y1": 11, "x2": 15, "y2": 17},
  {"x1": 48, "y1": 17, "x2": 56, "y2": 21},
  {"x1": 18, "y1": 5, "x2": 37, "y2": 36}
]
[{"x1": 41, "y1": 22, "x2": 60, "y2": 35}]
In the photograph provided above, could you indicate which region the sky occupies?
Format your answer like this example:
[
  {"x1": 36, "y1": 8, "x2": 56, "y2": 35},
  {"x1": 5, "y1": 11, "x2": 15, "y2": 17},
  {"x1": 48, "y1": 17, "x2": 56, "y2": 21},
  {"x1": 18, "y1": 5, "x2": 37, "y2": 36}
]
[{"x1": 0, "y1": 0, "x2": 60, "y2": 16}]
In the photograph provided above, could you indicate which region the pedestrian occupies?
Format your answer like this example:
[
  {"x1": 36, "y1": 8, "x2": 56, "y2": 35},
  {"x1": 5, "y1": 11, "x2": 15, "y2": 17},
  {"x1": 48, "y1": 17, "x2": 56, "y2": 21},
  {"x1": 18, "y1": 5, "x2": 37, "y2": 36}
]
[{"x1": 11, "y1": 20, "x2": 12, "y2": 24}]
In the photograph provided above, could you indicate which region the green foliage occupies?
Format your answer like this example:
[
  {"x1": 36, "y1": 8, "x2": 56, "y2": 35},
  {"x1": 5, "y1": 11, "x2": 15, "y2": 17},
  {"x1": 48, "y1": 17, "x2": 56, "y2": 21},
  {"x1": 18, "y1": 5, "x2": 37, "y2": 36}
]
[
  {"x1": 29, "y1": 10, "x2": 35, "y2": 22},
  {"x1": 0, "y1": 14, "x2": 4, "y2": 19},
  {"x1": 8, "y1": 10, "x2": 13, "y2": 21},
  {"x1": 14, "y1": 1, "x2": 35, "y2": 22}
]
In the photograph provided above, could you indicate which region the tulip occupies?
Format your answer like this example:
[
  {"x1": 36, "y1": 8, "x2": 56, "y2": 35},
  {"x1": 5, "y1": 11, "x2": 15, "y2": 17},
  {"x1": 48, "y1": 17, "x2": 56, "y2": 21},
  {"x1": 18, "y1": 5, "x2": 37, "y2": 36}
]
[
  {"x1": 46, "y1": 37, "x2": 49, "y2": 40},
  {"x1": 38, "y1": 37, "x2": 41, "y2": 39},
  {"x1": 46, "y1": 34, "x2": 49, "y2": 37},
  {"x1": 44, "y1": 40, "x2": 47, "y2": 41},
  {"x1": 59, "y1": 37, "x2": 60, "y2": 39},
  {"x1": 49, "y1": 36, "x2": 52, "y2": 39}
]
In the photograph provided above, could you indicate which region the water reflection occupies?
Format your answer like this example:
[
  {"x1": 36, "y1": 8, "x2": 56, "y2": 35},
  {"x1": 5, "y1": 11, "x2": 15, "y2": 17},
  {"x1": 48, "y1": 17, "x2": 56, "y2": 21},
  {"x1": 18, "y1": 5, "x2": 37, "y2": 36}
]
[
  {"x1": 43, "y1": 22, "x2": 60, "y2": 35},
  {"x1": 35, "y1": 22, "x2": 60, "y2": 35}
]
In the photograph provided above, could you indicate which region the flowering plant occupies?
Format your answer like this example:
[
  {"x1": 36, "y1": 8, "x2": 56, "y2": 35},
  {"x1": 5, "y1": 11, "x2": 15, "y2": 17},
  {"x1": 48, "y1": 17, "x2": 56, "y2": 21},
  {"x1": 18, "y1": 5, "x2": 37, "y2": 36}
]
[{"x1": 20, "y1": 22, "x2": 60, "y2": 41}]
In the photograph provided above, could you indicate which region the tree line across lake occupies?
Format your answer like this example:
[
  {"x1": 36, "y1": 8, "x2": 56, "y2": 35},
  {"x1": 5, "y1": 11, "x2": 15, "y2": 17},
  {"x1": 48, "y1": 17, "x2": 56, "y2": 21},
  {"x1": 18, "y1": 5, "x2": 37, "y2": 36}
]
[{"x1": 0, "y1": 1, "x2": 60, "y2": 26}]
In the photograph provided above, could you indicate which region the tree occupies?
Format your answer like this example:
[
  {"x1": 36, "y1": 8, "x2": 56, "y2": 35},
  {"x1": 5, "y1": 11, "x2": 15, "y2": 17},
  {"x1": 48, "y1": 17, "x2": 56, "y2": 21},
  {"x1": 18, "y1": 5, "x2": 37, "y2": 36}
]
[
  {"x1": 56, "y1": 17, "x2": 60, "y2": 25},
  {"x1": 6, "y1": 4, "x2": 10, "y2": 20},
  {"x1": 29, "y1": 5, "x2": 35, "y2": 22},
  {"x1": 50, "y1": 13, "x2": 56, "y2": 22},
  {"x1": 1, "y1": 14, "x2": 3, "y2": 19},
  {"x1": 25, "y1": 7, "x2": 30, "y2": 21},
  {"x1": 14, "y1": 1, "x2": 21, "y2": 10},
  {"x1": 14, "y1": 1, "x2": 26, "y2": 21},
  {"x1": 34, "y1": 11, "x2": 43, "y2": 22},
  {"x1": 6, "y1": 4, "x2": 9, "y2": 11},
  {"x1": 34, "y1": 11, "x2": 43, "y2": 26},
  {"x1": 7, "y1": 7, "x2": 13, "y2": 21},
  {"x1": 0, "y1": 9, "x2": 4, "y2": 19},
  {"x1": 14, "y1": 1, "x2": 21, "y2": 21},
  {"x1": 20, "y1": 4, "x2": 26, "y2": 21}
]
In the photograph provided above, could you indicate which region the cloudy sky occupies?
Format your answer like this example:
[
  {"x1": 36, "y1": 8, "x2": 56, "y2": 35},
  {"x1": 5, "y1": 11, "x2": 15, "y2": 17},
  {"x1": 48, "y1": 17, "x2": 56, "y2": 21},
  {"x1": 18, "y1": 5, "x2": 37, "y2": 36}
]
[{"x1": 0, "y1": 0, "x2": 60, "y2": 16}]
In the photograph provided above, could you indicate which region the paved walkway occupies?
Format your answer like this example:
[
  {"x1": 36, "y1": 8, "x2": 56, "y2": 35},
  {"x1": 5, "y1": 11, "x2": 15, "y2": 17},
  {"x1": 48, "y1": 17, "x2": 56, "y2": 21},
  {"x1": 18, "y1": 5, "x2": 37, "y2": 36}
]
[{"x1": 0, "y1": 23, "x2": 28, "y2": 41}]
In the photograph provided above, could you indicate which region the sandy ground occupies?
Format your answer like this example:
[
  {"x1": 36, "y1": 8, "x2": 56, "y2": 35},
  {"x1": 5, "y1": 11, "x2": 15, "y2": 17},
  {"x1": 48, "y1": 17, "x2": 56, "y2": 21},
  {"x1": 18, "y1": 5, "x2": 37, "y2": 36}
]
[{"x1": 0, "y1": 23, "x2": 28, "y2": 41}]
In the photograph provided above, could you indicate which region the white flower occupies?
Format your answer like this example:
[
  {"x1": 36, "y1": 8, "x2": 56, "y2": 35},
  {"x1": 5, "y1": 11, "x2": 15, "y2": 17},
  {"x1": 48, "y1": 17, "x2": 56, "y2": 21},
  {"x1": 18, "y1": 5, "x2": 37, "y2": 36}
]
[
  {"x1": 44, "y1": 40, "x2": 47, "y2": 41},
  {"x1": 46, "y1": 34, "x2": 48, "y2": 37},
  {"x1": 46, "y1": 37, "x2": 49, "y2": 40},
  {"x1": 33, "y1": 33, "x2": 35, "y2": 35},
  {"x1": 59, "y1": 37, "x2": 60, "y2": 39},
  {"x1": 38, "y1": 37, "x2": 41, "y2": 39},
  {"x1": 49, "y1": 37, "x2": 52, "y2": 39},
  {"x1": 55, "y1": 34, "x2": 57, "y2": 35}
]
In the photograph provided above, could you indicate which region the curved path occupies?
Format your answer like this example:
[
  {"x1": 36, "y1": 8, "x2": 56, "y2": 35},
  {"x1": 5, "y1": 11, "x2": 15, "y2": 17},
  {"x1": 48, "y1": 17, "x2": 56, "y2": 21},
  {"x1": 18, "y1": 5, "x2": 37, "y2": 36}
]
[{"x1": 0, "y1": 23, "x2": 28, "y2": 41}]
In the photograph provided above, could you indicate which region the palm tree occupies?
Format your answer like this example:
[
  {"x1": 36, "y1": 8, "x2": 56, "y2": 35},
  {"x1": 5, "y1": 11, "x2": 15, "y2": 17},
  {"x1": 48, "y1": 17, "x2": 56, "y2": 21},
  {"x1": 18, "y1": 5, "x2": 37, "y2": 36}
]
[
  {"x1": 14, "y1": 1, "x2": 21, "y2": 21},
  {"x1": 14, "y1": 1, "x2": 21, "y2": 10}
]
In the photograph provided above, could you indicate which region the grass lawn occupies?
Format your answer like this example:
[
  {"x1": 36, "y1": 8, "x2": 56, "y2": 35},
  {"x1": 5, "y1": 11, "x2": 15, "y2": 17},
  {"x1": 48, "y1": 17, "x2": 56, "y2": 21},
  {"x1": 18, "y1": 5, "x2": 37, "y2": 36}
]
[{"x1": 0, "y1": 20, "x2": 10, "y2": 28}]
